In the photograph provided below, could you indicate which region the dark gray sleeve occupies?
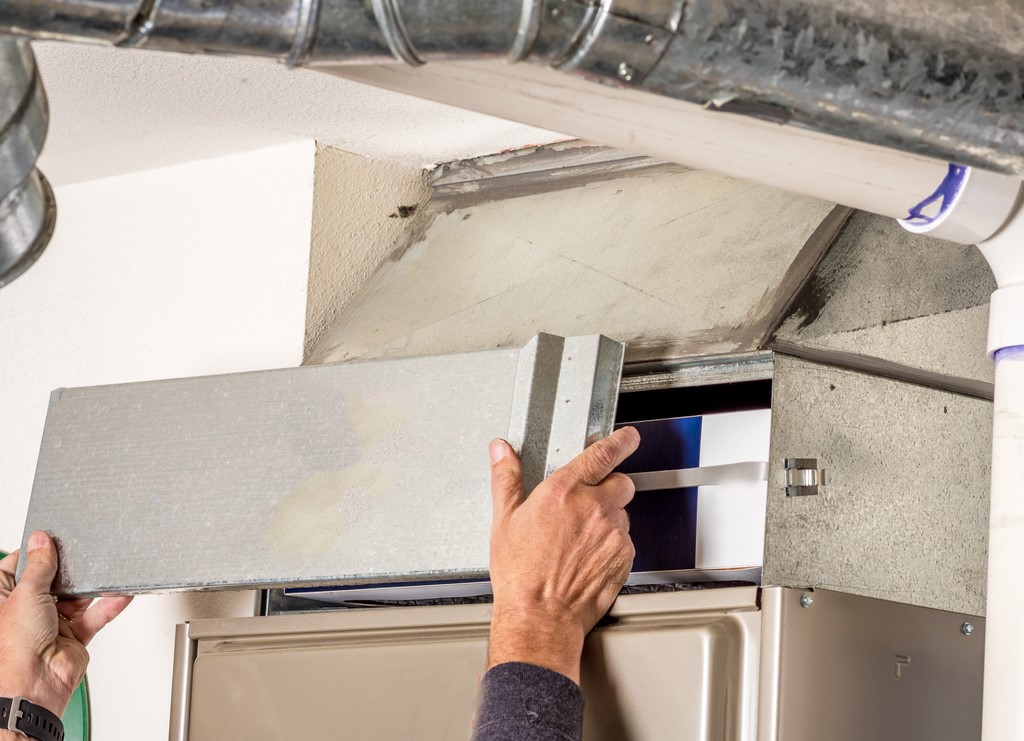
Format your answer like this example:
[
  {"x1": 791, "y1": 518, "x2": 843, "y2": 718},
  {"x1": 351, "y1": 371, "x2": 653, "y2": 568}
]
[{"x1": 471, "y1": 662, "x2": 585, "y2": 741}]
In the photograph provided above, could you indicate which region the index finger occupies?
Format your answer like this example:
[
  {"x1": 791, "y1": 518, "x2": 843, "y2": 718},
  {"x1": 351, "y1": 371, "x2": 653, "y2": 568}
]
[{"x1": 557, "y1": 427, "x2": 641, "y2": 487}]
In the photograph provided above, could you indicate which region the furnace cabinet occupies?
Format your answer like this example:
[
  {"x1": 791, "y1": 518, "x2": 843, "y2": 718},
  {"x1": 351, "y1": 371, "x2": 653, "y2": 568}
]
[
  {"x1": 165, "y1": 350, "x2": 988, "y2": 741},
  {"x1": 171, "y1": 586, "x2": 982, "y2": 741}
]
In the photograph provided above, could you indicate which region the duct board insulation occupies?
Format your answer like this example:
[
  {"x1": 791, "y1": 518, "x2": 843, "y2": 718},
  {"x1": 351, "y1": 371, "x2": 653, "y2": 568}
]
[
  {"x1": 19, "y1": 333, "x2": 623, "y2": 597},
  {"x1": 763, "y1": 354, "x2": 991, "y2": 616},
  {"x1": 771, "y1": 211, "x2": 996, "y2": 399}
]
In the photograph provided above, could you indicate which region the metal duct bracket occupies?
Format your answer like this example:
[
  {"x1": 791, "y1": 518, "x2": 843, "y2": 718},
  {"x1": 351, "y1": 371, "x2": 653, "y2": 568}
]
[
  {"x1": 508, "y1": 333, "x2": 624, "y2": 493},
  {"x1": 18, "y1": 333, "x2": 624, "y2": 596}
]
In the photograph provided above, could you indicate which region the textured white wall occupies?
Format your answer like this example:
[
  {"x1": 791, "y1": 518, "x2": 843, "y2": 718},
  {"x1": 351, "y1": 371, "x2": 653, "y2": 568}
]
[
  {"x1": 305, "y1": 145, "x2": 431, "y2": 356},
  {"x1": 34, "y1": 42, "x2": 564, "y2": 187},
  {"x1": 0, "y1": 141, "x2": 315, "y2": 740}
]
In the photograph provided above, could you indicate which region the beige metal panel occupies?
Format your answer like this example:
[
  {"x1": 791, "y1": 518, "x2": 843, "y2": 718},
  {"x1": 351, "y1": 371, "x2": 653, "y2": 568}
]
[
  {"x1": 772, "y1": 211, "x2": 996, "y2": 396},
  {"x1": 763, "y1": 355, "x2": 992, "y2": 615},
  {"x1": 310, "y1": 162, "x2": 840, "y2": 366},
  {"x1": 183, "y1": 588, "x2": 761, "y2": 741},
  {"x1": 760, "y1": 588, "x2": 984, "y2": 741},
  {"x1": 168, "y1": 624, "x2": 195, "y2": 741}
]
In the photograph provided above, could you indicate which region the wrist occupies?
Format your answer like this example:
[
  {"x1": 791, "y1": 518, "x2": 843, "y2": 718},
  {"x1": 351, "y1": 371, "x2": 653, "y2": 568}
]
[
  {"x1": 488, "y1": 602, "x2": 586, "y2": 684},
  {"x1": 0, "y1": 683, "x2": 65, "y2": 721},
  {"x1": 0, "y1": 697, "x2": 65, "y2": 741}
]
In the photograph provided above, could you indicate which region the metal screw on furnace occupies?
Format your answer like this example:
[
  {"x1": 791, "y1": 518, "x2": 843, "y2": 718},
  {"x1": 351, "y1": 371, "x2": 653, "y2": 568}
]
[
  {"x1": 800, "y1": 594, "x2": 813, "y2": 608},
  {"x1": 618, "y1": 62, "x2": 636, "y2": 82},
  {"x1": 962, "y1": 622, "x2": 975, "y2": 636}
]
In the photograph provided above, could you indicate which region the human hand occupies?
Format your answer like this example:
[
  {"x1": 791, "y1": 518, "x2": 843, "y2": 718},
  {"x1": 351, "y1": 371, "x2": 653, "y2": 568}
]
[
  {"x1": 486, "y1": 427, "x2": 640, "y2": 684},
  {"x1": 0, "y1": 531, "x2": 132, "y2": 724}
]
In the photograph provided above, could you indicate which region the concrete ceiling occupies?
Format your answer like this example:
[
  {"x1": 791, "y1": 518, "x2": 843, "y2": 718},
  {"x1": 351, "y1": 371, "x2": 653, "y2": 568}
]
[{"x1": 34, "y1": 42, "x2": 566, "y2": 187}]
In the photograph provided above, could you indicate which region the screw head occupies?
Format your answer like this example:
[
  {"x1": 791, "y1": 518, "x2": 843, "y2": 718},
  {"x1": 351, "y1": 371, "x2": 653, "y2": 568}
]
[
  {"x1": 800, "y1": 594, "x2": 813, "y2": 608},
  {"x1": 618, "y1": 62, "x2": 637, "y2": 82},
  {"x1": 644, "y1": 33, "x2": 657, "y2": 45},
  {"x1": 961, "y1": 622, "x2": 974, "y2": 636},
  {"x1": 551, "y1": 6, "x2": 563, "y2": 18}
]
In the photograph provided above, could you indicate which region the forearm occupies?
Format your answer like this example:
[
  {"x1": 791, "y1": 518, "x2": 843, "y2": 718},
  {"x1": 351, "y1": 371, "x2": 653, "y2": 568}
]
[{"x1": 472, "y1": 662, "x2": 584, "y2": 741}]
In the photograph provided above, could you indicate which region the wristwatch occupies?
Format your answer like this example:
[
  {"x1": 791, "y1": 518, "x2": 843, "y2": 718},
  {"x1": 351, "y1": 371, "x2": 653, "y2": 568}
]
[{"x1": 0, "y1": 697, "x2": 64, "y2": 741}]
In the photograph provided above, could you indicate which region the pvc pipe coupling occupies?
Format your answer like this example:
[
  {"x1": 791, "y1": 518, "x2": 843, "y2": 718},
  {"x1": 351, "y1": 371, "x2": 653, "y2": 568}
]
[{"x1": 897, "y1": 163, "x2": 1024, "y2": 356}]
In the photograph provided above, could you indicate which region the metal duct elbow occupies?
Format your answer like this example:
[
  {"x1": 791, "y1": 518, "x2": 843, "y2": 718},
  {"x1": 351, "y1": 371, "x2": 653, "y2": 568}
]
[{"x1": 0, "y1": 38, "x2": 56, "y2": 289}]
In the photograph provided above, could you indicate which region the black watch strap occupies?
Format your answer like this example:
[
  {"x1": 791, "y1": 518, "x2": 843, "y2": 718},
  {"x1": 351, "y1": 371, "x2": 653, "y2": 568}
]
[{"x1": 0, "y1": 697, "x2": 64, "y2": 741}]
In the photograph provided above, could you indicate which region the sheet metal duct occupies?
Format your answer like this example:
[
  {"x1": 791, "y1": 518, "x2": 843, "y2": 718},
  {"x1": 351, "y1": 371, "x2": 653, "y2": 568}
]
[
  {"x1": 2, "y1": 0, "x2": 1023, "y2": 176},
  {"x1": 0, "y1": 37, "x2": 55, "y2": 288}
]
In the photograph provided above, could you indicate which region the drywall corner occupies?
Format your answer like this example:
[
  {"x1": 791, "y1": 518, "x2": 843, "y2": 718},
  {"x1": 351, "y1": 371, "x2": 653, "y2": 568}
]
[{"x1": 304, "y1": 145, "x2": 431, "y2": 359}]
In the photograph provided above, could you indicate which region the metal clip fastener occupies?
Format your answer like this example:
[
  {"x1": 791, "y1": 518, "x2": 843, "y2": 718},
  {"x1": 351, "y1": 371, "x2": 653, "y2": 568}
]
[
  {"x1": 785, "y1": 458, "x2": 824, "y2": 496},
  {"x1": 7, "y1": 696, "x2": 26, "y2": 735}
]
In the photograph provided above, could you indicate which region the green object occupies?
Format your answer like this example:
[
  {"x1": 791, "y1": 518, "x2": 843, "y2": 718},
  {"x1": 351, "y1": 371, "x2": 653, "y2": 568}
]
[
  {"x1": 0, "y1": 549, "x2": 90, "y2": 741},
  {"x1": 62, "y1": 678, "x2": 91, "y2": 740}
]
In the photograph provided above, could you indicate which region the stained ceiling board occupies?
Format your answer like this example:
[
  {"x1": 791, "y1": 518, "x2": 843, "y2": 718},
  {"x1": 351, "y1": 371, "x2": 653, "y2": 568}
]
[{"x1": 311, "y1": 164, "x2": 842, "y2": 366}]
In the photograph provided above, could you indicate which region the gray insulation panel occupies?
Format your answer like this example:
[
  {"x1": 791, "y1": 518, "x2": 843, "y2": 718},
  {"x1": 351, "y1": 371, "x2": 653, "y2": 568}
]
[{"x1": 21, "y1": 334, "x2": 623, "y2": 596}]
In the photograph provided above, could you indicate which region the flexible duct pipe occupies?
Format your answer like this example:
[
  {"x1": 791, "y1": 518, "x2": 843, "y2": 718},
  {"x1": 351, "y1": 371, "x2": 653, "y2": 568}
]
[
  {"x1": 0, "y1": 37, "x2": 55, "y2": 288},
  {"x1": 3, "y1": 0, "x2": 1024, "y2": 243},
  {"x1": 2, "y1": 0, "x2": 1024, "y2": 171}
]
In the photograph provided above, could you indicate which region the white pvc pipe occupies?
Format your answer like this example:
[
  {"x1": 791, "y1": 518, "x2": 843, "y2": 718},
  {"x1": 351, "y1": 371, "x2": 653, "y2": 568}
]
[
  {"x1": 982, "y1": 347, "x2": 1024, "y2": 741},
  {"x1": 327, "y1": 60, "x2": 1023, "y2": 240},
  {"x1": 897, "y1": 171, "x2": 1024, "y2": 741},
  {"x1": 975, "y1": 196, "x2": 1024, "y2": 741}
]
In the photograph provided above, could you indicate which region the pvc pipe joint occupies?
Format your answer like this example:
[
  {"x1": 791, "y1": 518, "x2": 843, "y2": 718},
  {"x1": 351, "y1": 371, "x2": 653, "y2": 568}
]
[
  {"x1": 987, "y1": 287, "x2": 1024, "y2": 357},
  {"x1": 898, "y1": 165, "x2": 1022, "y2": 246},
  {"x1": 978, "y1": 189, "x2": 1024, "y2": 356},
  {"x1": 895, "y1": 164, "x2": 1024, "y2": 354}
]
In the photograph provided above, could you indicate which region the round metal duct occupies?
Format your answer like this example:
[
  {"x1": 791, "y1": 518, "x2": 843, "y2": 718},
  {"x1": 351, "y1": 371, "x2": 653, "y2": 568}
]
[{"x1": 0, "y1": 38, "x2": 56, "y2": 289}]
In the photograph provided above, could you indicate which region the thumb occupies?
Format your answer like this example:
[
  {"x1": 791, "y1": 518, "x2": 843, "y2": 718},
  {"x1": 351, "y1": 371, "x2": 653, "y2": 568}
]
[
  {"x1": 489, "y1": 439, "x2": 526, "y2": 519},
  {"x1": 17, "y1": 531, "x2": 58, "y2": 596}
]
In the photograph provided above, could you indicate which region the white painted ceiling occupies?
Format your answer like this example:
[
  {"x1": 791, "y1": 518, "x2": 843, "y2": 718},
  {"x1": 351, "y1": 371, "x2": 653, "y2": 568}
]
[{"x1": 34, "y1": 42, "x2": 566, "y2": 187}]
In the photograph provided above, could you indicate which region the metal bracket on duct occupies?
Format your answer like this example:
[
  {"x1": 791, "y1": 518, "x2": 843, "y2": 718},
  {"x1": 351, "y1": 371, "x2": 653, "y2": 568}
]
[
  {"x1": 2, "y1": 0, "x2": 1024, "y2": 177},
  {"x1": 0, "y1": 38, "x2": 55, "y2": 288}
]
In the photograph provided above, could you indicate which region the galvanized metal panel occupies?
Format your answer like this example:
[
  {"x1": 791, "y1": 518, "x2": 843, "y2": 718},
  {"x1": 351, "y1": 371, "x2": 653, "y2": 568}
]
[
  {"x1": 20, "y1": 334, "x2": 623, "y2": 596},
  {"x1": 763, "y1": 354, "x2": 991, "y2": 615},
  {"x1": 508, "y1": 333, "x2": 624, "y2": 493}
]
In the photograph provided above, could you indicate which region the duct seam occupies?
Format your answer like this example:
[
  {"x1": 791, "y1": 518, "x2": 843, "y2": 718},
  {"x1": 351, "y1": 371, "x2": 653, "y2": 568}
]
[
  {"x1": 118, "y1": 0, "x2": 160, "y2": 47},
  {"x1": 370, "y1": 0, "x2": 424, "y2": 66},
  {"x1": 288, "y1": 0, "x2": 322, "y2": 66},
  {"x1": 509, "y1": 0, "x2": 544, "y2": 63},
  {"x1": 0, "y1": 170, "x2": 56, "y2": 289}
]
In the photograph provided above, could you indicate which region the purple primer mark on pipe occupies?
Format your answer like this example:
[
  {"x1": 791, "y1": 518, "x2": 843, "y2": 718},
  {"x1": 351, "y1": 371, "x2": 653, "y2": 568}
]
[
  {"x1": 995, "y1": 345, "x2": 1024, "y2": 363},
  {"x1": 903, "y1": 164, "x2": 969, "y2": 225}
]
